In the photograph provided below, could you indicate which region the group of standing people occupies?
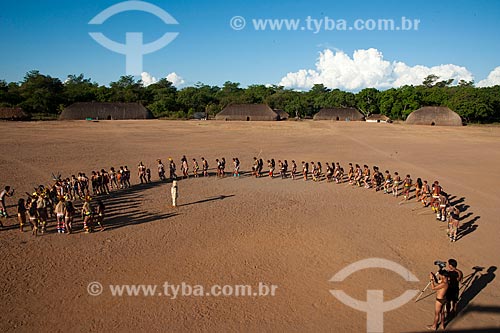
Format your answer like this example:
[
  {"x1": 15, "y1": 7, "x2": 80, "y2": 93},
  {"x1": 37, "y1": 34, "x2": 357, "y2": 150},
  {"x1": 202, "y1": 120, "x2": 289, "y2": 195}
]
[
  {"x1": 155, "y1": 155, "x2": 462, "y2": 244},
  {"x1": 11, "y1": 184, "x2": 105, "y2": 236},
  {"x1": 1, "y1": 165, "x2": 120, "y2": 235},
  {"x1": 2, "y1": 155, "x2": 463, "y2": 243}
]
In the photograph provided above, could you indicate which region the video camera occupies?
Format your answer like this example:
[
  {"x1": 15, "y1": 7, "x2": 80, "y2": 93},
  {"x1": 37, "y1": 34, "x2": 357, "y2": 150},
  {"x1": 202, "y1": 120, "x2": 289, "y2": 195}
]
[{"x1": 434, "y1": 260, "x2": 447, "y2": 269}]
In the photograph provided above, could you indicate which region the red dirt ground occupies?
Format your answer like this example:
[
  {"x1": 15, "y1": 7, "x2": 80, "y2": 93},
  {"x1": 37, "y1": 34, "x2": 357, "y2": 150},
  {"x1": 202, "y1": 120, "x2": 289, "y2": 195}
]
[{"x1": 0, "y1": 120, "x2": 498, "y2": 332}]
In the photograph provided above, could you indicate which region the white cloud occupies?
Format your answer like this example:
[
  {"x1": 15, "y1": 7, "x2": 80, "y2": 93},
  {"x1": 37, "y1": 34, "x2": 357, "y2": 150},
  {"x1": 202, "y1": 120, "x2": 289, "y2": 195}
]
[
  {"x1": 166, "y1": 72, "x2": 185, "y2": 87},
  {"x1": 278, "y1": 48, "x2": 475, "y2": 91},
  {"x1": 141, "y1": 72, "x2": 185, "y2": 87},
  {"x1": 141, "y1": 72, "x2": 158, "y2": 86},
  {"x1": 477, "y1": 66, "x2": 500, "y2": 87}
]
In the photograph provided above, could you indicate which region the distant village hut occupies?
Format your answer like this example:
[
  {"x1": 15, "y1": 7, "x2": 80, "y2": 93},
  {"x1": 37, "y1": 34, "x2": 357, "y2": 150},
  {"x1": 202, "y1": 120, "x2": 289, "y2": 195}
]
[
  {"x1": 366, "y1": 114, "x2": 392, "y2": 123},
  {"x1": 274, "y1": 109, "x2": 289, "y2": 120},
  {"x1": 405, "y1": 106, "x2": 462, "y2": 126},
  {"x1": 0, "y1": 107, "x2": 29, "y2": 121},
  {"x1": 59, "y1": 102, "x2": 154, "y2": 120},
  {"x1": 215, "y1": 104, "x2": 279, "y2": 121},
  {"x1": 313, "y1": 108, "x2": 365, "y2": 121}
]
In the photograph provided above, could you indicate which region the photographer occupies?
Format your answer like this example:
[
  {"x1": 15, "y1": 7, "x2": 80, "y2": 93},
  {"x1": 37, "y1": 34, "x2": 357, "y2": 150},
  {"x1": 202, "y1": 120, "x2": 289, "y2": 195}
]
[
  {"x1": 446, "y1": 259, "x2": 463, "y2": 317},
  {"x1": 427, "y1": 269, "x2": 449, "y2": 331}
]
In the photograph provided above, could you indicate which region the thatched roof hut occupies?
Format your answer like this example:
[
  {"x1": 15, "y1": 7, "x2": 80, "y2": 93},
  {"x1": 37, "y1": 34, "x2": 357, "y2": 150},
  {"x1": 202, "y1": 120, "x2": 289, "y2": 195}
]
[
  {"x1": 215, "y1": 104, "x2": 279, "y2": 121},
  {"x1": 366, "y1": 114, "x2": 391, "y2": 123},
  {"x1": 0, "y1": 107, "x2": 29, "y2": 121},
  {"x1": 313, "y1": 108, "x2": 365, "y2": 121},
  {"x1": 274, "y1": 109, "x2": 289, "y2": 120},
  {"x1": 59, "y1": 102, "x2": 154, "y2": 120},
  {"x1": 406, "y1": 106, "x2": 462, "y2": 126}
]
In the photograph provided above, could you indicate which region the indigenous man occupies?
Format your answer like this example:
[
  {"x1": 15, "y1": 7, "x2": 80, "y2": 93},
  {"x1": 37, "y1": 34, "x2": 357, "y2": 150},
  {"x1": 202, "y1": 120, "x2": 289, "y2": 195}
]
[
  {"x1": 354, "y1": 164, "x2": 363, "y2": 187},
  {"x1": 193, "y1": 158, "x2": 200, "y2": 178},
  {"x1": 420, "y1": 180, "x2": 431, "y2": 206},
  {"x1": 427, "y1": 270, "x2": 449, "y2": 331},
  {"x1": 403, "y1": 174, "x2": 413, "y2": 200},
  {"x1": 252, "y1": 157, "x2": 259, "y2": 177},
  {"x1": 157, "y1": 159, "x2": 166, "y2": 181},
  {"x1": 233, "y1": 158, "x2": 240, "y2": 177},
  {"x1": 302, "y1": 161, "x2": 308, "y2": 181},
  {"x1": 392, "y1": 172, "x2": 401, "y2": 197},
  {"x1": 201, "y1": 157, "x2": 209, "y2": 177},
  {"x1": 291, "y1": 160, "x2": 297, "y2": 180},
  {"x1": 438, "y1": 193, "x2": 449, "y2": 222},
  {"x1": 347, "y1": 163, "x2": 354, "y2": 184},
  {"x1": 447, "y1": 206, "x2": 460, "y2": 242},
  {"x1": 169, "y1": 158, "x2": 177, "y2": 180},
  {"x1": 54, "y1": 197, "x2": 67, "y2": 234},
  {"x1": 430, "y1": 181, "x2": 443, "y2": 212},
  {"x1": 82, "y1": 196, "x2": 93, "y2": 233}
]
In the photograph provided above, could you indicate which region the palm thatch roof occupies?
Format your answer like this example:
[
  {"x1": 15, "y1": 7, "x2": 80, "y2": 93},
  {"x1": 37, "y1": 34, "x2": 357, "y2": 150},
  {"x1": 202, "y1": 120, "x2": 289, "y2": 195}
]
[
  {"x1": 215, "y1": 104, "x2": 279, "y2": 121},
  {"x1": 313, "y1": 108, "x2": 365, "y2": 121},
  {"x1": 406, "y1": 106, "x2": 462, "y2": 126},
  {"x1": 0, "y1": 107, "x2": 29, "y2": 120},
  {"x1": 59, "y1": 102, "x2": 154, "y2": 120},
  {"x1": 366, "y1": 114, "x2": 391, "y2": 123},
  {"x1": 274, "y1": 109, "x2": 289, "y2": 120}
]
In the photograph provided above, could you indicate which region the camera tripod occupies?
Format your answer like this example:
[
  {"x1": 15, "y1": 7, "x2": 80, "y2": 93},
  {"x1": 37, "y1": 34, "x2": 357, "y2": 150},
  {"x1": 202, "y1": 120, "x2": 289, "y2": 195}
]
[
  {"x1": 414, "y1": 266, "x2": 484, "y2": 303},
  {"x1": 414, "y1": 270, "x2": 439, "y2": 302}
]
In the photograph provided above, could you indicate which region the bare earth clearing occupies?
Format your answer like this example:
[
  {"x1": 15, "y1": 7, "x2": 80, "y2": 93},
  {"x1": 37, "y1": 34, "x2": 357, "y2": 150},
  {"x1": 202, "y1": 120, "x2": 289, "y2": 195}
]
[{"x1": 0, "y1": 120, "x2": 499, "y2": 332}]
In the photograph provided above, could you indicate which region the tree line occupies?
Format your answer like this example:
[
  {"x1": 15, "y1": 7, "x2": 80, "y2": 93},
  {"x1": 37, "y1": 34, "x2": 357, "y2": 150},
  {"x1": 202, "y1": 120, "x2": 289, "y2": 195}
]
[{"x1": 1, "y1": 70, "x2": 499, "y2": 123}]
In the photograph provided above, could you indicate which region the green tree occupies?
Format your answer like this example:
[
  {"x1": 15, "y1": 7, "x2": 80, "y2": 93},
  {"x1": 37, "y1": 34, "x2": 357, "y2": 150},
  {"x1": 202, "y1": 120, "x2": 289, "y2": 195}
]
[
  {"x1": 356, "y1": 88, "x2": 380, "y2": 115},
  {"x1": 215, "y1": 81, "x2": 244, "y2": 108},
  {"x1": 177, "y1": 83, "x2": 218, "y2": 115},
  {"x1": 458, "y1": 79, "x2": 474, "y2": 87},
  {"x1": 19, "y1": 70, "x2": 63, "y2": 114},
  {"x1": 242, "y1": 84, "x2": 275, "y2": 104},
  {"x1": 422, "y1": 74, "x2": 439, "y2": 88},
  {"x1": 145, "y1": 78, "x2": 178, "y2": 117},
  {"x1": 63, "y1": 74, "x2": 97, "y2": 104},
  {"x1": 109, "y1": 75, "x2": 143, "y2": 102},
  {"x1": 307, "y1": 84, "x2": 331, "y2": 112},
  {"x1": 325, "y1": 89, "x2": 356, "y2": 108},
  {"x1": 0, "y1": 80, "x2": 8, "y2": 106},
  {"x1": 448, "y1": 86, "x2": 494, "y2": 123}
]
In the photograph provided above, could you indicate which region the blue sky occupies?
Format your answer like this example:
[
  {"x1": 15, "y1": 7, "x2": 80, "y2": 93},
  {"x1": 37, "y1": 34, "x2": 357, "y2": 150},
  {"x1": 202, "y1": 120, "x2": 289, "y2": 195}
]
[{"x1": 1, "y1": 0, "x2": 499, "y2": 89}]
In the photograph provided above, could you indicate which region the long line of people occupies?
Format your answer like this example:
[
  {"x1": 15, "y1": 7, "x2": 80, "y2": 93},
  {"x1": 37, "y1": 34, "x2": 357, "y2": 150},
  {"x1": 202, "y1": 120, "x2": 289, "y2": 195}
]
[{"x1": 3, "y1": 156, "x2": 462, "y2": 242}]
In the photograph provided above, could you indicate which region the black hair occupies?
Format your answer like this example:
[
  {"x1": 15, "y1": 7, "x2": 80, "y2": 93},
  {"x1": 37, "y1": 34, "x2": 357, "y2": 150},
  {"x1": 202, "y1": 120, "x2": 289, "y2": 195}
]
[
  {"x1": 438, "y1": 269, "x2": 449, "y2": 277},
  {"x1": 448, "y1": 259, "x2": 458, "y2": 268}
]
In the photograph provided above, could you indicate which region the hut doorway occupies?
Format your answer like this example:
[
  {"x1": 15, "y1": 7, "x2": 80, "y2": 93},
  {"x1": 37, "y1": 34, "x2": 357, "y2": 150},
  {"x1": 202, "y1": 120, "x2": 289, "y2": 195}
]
[
  {"x1": 336, "y1": 116, "x2": 339, "y2": 121},
  {"x1": 431, "y1": 122, "x2": 435, "y2": 126},
  {"x1": 107, "y1": 115, "x2": 112, "y2": 120},
  {"x1": 246, "y1": 117, "x2": 250, "y2": 121}
]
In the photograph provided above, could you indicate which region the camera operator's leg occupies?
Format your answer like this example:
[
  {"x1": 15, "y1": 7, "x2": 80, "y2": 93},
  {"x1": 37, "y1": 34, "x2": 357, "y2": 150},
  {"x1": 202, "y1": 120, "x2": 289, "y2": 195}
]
[
  {"x1": 427, "y1": 299, "x2": 445, "y2": 330},
  {"x1": 440, "y1": 300, "x2": 446, "y2": 329}
]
